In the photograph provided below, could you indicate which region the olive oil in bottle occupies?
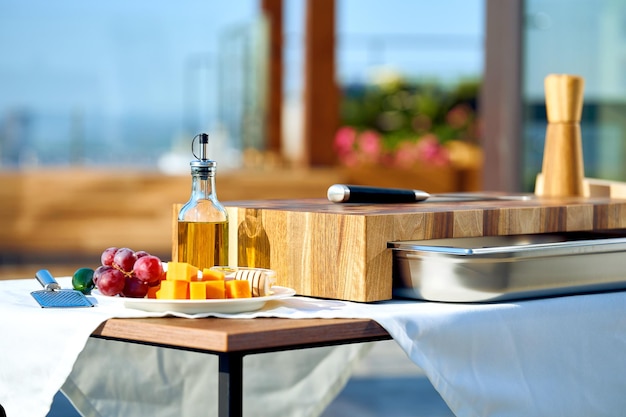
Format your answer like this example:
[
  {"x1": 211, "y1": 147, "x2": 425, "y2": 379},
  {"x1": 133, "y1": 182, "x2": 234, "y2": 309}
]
[
  {"x1": 177, "y1": 133, "x2": 228, "y2": 270},
  {"x1": 178, "y1": 221, "x2": 228, "y2": 268}
]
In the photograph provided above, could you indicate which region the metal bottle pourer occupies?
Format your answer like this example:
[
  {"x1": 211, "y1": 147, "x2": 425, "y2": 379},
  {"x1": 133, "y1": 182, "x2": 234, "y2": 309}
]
[
  {"x1": 190, "y1": 133, "x2": 216, "y2": 177},
  {"x1": 193, "y1": 133, "x2": 210, "y2": 161}
]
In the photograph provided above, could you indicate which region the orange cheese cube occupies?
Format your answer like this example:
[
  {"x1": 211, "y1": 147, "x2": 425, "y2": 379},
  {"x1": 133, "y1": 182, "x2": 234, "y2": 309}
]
[
  {"x1": 189, "y1": 282, "x2": 207, "y2": 300},
  {"x1": 201, "y1": 268, "x2": 225, "y2": 281},
  {"x1": 147, "y1": 283, "x2": 161, "y2": 299},
  {"x1": 156, "y1": 280, "x2": 189, "y2": 299},
  {"x1": 225, "y1": 280, "x2": 252, "y2": 299},
  {"x1": 205, "y1": 281, "x2": 226, "y2": 299},
  {"x1": 166, "y1": 262, "x2": 198, "y2": 282}
]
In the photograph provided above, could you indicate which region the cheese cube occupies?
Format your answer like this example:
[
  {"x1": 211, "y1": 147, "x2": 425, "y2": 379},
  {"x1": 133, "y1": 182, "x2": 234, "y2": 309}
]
[
  {"x1": 225, "y1": 280, "x2": 252, "y2": 299},
  {"x1": 201, "y1": 268, "x2": 225, "y2": 281},
  {"x1": 166, "y1": 262, "x2": 198, "y2": 282},
  {"x1": 156, "y1": 280, "x2": 189, "y2": 299},
  {"x1": 147, "y1": 283, "x2": 160, "y2": 299},
  {"x1": 205, "y1": 281, "x2": 226, "y2": 299},
  {"x1": 189, "y1": 282, "x2": 207, "y2": 300}
]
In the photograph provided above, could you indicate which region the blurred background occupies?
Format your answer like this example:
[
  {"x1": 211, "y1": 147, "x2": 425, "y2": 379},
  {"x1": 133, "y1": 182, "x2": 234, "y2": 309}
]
[
  {"x1": 3, "y1": 0, "x2": 626, "y2": 273},
  {"x1": 0, "y1": 0, "x2": 482, "y2": 170},
  {"x1": 0, "y1": 0, "x2": 484, "y2": 273}
]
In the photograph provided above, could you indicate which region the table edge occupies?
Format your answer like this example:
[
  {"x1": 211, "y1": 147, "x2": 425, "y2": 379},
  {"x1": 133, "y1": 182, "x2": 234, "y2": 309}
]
[{"x1": 91, "y1": 317, "x2": 391, "y2": 353}]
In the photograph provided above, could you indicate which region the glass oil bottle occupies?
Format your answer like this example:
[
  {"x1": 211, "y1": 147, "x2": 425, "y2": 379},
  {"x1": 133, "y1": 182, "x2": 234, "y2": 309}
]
[{"x1": 177, "y1": 133, "x2": 228, "y2": 270}]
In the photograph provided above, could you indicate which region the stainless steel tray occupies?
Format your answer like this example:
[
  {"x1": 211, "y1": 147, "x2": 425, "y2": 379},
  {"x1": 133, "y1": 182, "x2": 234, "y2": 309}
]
[{"x1": 389, "y1": 231, "x2": 626, "y2": 302}]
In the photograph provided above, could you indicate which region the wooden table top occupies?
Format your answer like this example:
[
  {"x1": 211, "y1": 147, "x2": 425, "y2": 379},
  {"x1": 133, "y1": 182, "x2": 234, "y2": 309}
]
[{"x1": 92, "y1": 317, "x2": 391, "y2": 354}]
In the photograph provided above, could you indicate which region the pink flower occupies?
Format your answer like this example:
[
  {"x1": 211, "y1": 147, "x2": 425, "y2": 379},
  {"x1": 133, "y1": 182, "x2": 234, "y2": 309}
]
[
  {"x1": 415, "y1": 134, "x2": 449, "y2": 165},
  {"x1": 393, "y1": 134, "x2": 449, "y2": 168},
  {"x1": 334, "y1": 127, "x2": 384, "y2": 166},
  {"x1": 334, "y1": 125, "x2": 454, "y2": 169},
  {"x1": 415, "y1": 134, "x2": 441, "y2": 159},
  {"x1": 334, "y1": 126, "x2": 357, "y2": 156}
]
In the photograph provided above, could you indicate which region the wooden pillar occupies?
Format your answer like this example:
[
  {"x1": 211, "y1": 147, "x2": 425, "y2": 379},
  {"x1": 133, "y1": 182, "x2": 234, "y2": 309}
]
[
  {"x1": 261, "y1": 0, "x2": 283, "y2": 155},
  {"x1": 303, "y1": 0, "x2": 338, "y2": 166}
]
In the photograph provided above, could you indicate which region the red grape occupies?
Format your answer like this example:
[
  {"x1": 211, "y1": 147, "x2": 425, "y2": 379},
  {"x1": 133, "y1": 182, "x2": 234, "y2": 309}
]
[
  {"x1": 113, "y1": 247, "x2": 137, "y2": 273},
  {"x1": 101, "y1": 247, "x2": 118, "y2": 266},
  {"x1": 135, "y1": 250, "x2": 150, "y2": 259},
  {"x1": 133, "y1": 255, "x2": 163, "y2": 284},
  {"x1": 95, "y1": 265, "x2": 126, "y2": 296},
  {"x1": 122, "y1": 276, "x2": 149, "y2": 298},
  {"x1": 148, "y1": 279, "x2": 162, "y2": 287},
  {"x1": 97, "y1": 246, "x2": 166, "y2": 298},
  {"x1": 93, "y1": 265, "x2": 106, "y2": 285},
  {"x1": 92, "y1": 265, "x2": 105, "y2": 286}
]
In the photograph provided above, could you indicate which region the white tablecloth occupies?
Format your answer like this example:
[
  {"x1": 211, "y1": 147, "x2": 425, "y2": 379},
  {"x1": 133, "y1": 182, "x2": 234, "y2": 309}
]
[{"x1": 2, "y1": 277, "x2": 626, "y2": 417}]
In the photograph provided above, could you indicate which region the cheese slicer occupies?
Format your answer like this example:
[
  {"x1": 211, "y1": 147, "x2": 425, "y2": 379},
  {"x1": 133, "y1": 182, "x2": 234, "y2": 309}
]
[{"x1": 31, "y1": 269, "x2": 94, "y2": 308}]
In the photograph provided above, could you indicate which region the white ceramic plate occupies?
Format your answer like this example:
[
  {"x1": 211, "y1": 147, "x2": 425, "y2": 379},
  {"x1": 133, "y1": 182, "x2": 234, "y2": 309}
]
[{"x1": 95, "y1": 286, "x2": 296, "y2": 314}]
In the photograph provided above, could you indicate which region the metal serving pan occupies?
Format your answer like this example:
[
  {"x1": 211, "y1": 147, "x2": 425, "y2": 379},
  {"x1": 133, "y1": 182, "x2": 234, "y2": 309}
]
[{"x1": 389, "y1": 231, "x2": 626, "y2": 302}]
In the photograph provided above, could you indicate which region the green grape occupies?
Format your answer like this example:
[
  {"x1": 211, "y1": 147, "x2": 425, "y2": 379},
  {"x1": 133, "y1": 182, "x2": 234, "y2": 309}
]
[{"x1": 72, "y1": 267, "x2": 95, "y2": 295}]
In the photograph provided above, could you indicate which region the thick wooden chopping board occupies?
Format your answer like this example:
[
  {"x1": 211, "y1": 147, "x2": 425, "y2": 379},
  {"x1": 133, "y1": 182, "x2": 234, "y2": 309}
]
[{"x1": 175, "y1": 196, "x2": 626, "y2": 302}]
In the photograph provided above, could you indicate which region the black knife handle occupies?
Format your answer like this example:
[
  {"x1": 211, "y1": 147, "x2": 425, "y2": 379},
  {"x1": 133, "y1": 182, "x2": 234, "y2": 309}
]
[{"x1": 327, "y1": 184, "x2": 429, "y2": 203}]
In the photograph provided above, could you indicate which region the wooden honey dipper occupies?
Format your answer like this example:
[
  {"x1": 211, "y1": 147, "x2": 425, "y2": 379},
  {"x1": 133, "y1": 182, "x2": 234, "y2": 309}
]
[
  {"x1": 535, "y1": 74, "x2": 585, "y2": 197},
  {"x1": 233, "y1": 268, "x2": 276, "y2": 297}
]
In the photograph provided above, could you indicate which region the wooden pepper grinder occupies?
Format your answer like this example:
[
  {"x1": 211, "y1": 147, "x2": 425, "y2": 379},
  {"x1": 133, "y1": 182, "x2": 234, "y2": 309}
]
[{"x1": 535, "y1": 74, "x2": 585, "y2": 197}]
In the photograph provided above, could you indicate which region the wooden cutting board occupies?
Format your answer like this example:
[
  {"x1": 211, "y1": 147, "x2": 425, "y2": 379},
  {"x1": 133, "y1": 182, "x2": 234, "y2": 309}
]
[{"x1": 173, "y1": 196, "x2": 626, "y2": 302}]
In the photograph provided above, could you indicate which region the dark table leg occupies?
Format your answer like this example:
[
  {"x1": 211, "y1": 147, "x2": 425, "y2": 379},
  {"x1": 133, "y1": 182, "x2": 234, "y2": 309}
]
[{"x1": 218, "y1": 352, "x2": 244, "y2": 417}]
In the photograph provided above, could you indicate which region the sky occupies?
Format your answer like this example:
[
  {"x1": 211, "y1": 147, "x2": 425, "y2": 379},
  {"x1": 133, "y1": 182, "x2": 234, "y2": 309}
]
[
  {"x1": 0, "y1": 0, "x2": 484, "y2": 166},
  {"x1": 0, "y1": 1, "x2": 259, "y2": 115}
]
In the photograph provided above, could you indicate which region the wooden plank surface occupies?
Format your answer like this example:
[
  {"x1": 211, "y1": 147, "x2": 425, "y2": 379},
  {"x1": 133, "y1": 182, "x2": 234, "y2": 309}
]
[
  {"x1": 92, "y1": 317, "x2": 390, "y2": 353},
  {"x1": 225, "y1": 196, "x2": 626, "y2": 234}
]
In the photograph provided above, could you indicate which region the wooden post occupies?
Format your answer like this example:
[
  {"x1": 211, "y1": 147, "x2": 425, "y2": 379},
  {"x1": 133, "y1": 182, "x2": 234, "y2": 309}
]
[
  {"x1": 261, "y1": 0, "x2": 283, "y2": 156},
  {"x1": 303, "y1": 0, "x2": 339, "y2": 166},
  {"x1": 480, "y1": 0, "x2": 523, "y2": 191}
]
